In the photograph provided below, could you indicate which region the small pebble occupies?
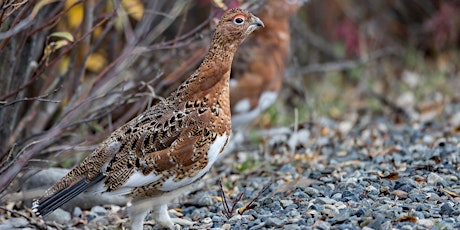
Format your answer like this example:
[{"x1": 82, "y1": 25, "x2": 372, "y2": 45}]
[
  {"x1": 440, "y1": 202, "x2": 454, "y2": 216},
  {"x1": 45, "y1": 208, "x2": 71, "y2": 224},
  {"x1": 90, "y1": 205, "x2": 107, "y2": 215},
  {"x1": 265, "y1": 217, "x2": 285, "y2": 227}
]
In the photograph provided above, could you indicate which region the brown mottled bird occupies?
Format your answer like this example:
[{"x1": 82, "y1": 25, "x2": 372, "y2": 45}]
[
  {"x1": 33, "y1": 8, "x2": 263, "y2": 230},
  {"x1": 230, "y1": 0, "x2": 302, "y2": 128}
]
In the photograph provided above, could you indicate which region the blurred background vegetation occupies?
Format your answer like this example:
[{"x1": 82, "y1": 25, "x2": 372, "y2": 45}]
[{"x1": 0, "y1": 0, "x2": 459, "y2": 195}]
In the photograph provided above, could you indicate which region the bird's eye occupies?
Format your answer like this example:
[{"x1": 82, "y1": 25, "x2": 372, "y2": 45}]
[{"x1": 233, "y1": 15, "x2": 246, "y2": 25}]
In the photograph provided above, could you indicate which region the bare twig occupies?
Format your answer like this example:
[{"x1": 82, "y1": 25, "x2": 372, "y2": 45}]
[
  {"x1": 0, "y1": 206, "x2": 47, "y2": 230},
  {"x1": 0, "y1": 87, "x2": 61, "y2": 108},
  {"x1": 0, "y1": 10, "x2": 113, "y2": 102},
  {"x1": 237, "y1": 181, "x2": 273, "y2": 215},
  {"x1": 219, "y1": 179, "x2": 273, "y2": 218},
  {"x1": 288, "y1": 48, "x2": 401, "y2": 75},
  {"x1": 219, "y1": 179, "x2": 232, "y2": 218},
  {"x1": 367, "y1": 90, "x2": 411, "y2": 121}
]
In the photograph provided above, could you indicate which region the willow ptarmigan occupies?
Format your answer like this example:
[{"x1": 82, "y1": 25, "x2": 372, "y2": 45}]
[
  {"x1": 230, "y1": 0, "x2": 302, "y2": 128},
  {"x1": 32, "y1": 8, "x2": 263, "y2": 230}
]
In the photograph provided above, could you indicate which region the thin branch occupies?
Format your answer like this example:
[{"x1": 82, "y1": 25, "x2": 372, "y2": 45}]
[
  {"x1": 0, "y1": 11, "x2": 113, "y2": 102},
  {"x1": 0, "y1": 87, "x2": 61, "y2": 108},
  {"x1": 0, "y1": 206, "x2": 47, "y2": 230},
  {"x1": 145, "y1": 16, "x2": 212, "y2": 51},
  {"x1": 0, "y1": 127, "x2": 62, "y2": 193},
  {"x1": 219, "y1": 179, "x2": 232, "y2": 218},
  {"x1": 219, "y1": 179, "x2": 273, "y2": 218},
  {"x1": 288, "y1": 48, "x2": 401, "y2": 75},
  {"x1": 238, "y1": 181, "x2": 273, "y2": 215},
  {"x1": 367, "y1": 90, "x2": 411, "y2": 121}
]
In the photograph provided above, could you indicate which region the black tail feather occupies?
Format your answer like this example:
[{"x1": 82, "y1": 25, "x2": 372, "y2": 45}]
[{"x1": 33, "y1": 173, "x2": 105, "y2": 217}]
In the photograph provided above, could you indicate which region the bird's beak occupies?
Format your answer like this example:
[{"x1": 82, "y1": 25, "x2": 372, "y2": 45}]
[
  {"x1": 251, "y1": 16, "x2": 264, "y2": 28},
  {"x1": 245, "y1": 14, "x2": 264, "y2": 35}
]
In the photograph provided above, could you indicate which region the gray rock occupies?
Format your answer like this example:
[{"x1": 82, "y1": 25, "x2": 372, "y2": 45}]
[
  {"x1": 332, "y1": 208, "x2": 351, "y2": 222},
  {"x1": 197, "y1": 195, "x2": 216, "y2": 206},
  {"x1": 0, "y1": 218, "x2": 28, "y2": 229},
  {"x1": 73, "y1": 206, "x2": 83, "y2": 217},
  {"x1": 283, "y1": 224, "x2": 302, "y2": 230},
  {"x1": 212, "y1": 215, "x2": 223, "y2": 222},
  {"x1": 427, "y1": 172, "x2": 445, "y2": 185},
  {"x1": 248, "y1": 222, "x2": 266, "y2": 230},
  {"x1": 315, "y1": 221, "x2": 331, "y2": 230},
  {"x1": 303, "y1": 187, "x2": 319, "y2": 196},
  {"x1": 89, "y1": 215, "x2": 109, "y2": 227},
  {"x1": 285, "y1": 204, "x2": 298, "y2": 211},
  {"x1": 280, "y1": 199, "x2": 294, "y2": 207},
  {"x1": 90, "y1": 205, "x2": 107, "y2": 215},
  {"x1": 315, "y1": 197, "x2": 336, "y2": 204},
  {"x1": 44, "y1": 208, "x2": 71, "y2": 224},
  {"x1": 265, "y1": 217, "x2": 285, "y2": 227},
  {"x1": 440, "y1": 202, "x2": 454, "y2": 216}
]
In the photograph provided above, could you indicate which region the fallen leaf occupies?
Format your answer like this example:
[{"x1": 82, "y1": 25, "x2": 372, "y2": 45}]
[
  {"x1": 442, "y1": 189, "x2": 460, "y2": 198},
  {"x1": 452, "y1": 125, "x2": 460, "y2": 133},
  {"x1": 371, "y1": 147, "x2": 399, "y2": 158},
  {"x1": 339, "y1": 160, "x2": 362, "y2": 167},
  {"x1": 273, "y1": 178, "x2": 317, "y2": 194},
  {"x1": 379, "y1": 172, "x2": 399, "y2": 181},
  {"x1": 211, "y1": 196, "x2": 223, "y2": 202},
  {"x1": 395, "y1": 215, "x2": 417, "y2": 223},
  {"x1": 391, "y1": 190, "x2": 408, "y2": 199},
  {"x1": 320, "y1": 127, "x2": 330, "y2": 136}
]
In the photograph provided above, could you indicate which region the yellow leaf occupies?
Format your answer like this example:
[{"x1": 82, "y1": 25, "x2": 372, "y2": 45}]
[
  {"x1": 211, "y1": 196, "x2": 223, "y2": 202},
  {"x1": 122, "y1": 0, "x2": 144, "y2": 21},
  {"x1": 59, "y1": 56, "x2": 70, "y2": 74},
  {"x1": 48, "y1": 32, "x2": 74, "y2": 42},
  {"x1": 65, "y1": 0, "x2": 79, "y2": 8},
  {"x1": 43, "y1": 32, "x2": 74, "y2": 63},
  {"x1": 31, "y1": 0, "x2": 59, "y2": 19},
  {"x1": 236, "y1": 206, "x2": 247, "y2": 214},
  {"x1": 212, "y1": 0, "x2": 227, "y2": 9},
  {"x1": 93, "y1": 27, "x2": 103, "y2": 39},
  {"x1": 86, "y1": 53, "x2": 107, "y2": 72},
  {"x1": 53, "y1": 39, "x2": 71, "y2": 50},
  {"x1": 66, "y1": 3, "x2": 84, "y2": 28}
]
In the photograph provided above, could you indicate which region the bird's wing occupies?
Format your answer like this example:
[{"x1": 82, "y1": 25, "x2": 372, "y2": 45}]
[{"x1": 101, "y1": 108, "x2": 218, "y2": 194}]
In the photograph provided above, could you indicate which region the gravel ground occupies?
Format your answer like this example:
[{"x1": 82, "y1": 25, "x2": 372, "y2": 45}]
[{"x1": 2, "y1": 103, "x2": 460, "y2": 229}]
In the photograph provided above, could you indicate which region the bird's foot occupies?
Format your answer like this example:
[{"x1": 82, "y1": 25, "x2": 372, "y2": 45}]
[{"x1": 154, "y1": 204, "x2": 195, "y2": 230}]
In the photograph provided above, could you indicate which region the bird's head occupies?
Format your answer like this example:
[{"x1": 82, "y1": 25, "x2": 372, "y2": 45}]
[{"x1": 214, "y1": 8, "x2": 264, "y2": 47}]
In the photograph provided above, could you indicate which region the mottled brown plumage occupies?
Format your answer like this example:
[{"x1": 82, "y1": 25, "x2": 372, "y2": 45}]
[
  {"x1": 230, "y1": 0, "x2": 302, "y2": 128},
  {"x1": 33, "y1": 8, "x2": 263, "y2": 230}
]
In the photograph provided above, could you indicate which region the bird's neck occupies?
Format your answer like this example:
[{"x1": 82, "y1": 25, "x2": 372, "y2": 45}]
[
  {"x1": 194, "y1": 40, "x2": 237, "y2": 90},
  {"x1": 173, "y1": 40, "x2": 237, "y2": 103},
  {"x1": 201, "y1": 41, "x2": 238, "y2": 70}
]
